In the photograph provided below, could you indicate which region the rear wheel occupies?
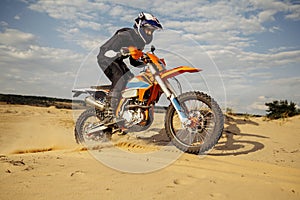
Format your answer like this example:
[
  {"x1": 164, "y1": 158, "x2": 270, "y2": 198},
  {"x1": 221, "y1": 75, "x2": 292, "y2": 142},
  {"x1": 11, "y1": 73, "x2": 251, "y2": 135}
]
[
  {"x1": 75, "y1": 108, "x2": 111, "y2": 145},
  {"x1": 165, "y1": 91, "x2": 224, "y2": 154}
]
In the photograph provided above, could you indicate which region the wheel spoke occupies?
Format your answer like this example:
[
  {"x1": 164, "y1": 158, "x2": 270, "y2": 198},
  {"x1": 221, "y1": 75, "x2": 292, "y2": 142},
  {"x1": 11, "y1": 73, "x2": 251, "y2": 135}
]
[
  {"x1": 171, "y1": 97, "x2": 216, "y2": 147},
  {"x1": 166, "y1": 92, "x2": 224, "y2": 154}
]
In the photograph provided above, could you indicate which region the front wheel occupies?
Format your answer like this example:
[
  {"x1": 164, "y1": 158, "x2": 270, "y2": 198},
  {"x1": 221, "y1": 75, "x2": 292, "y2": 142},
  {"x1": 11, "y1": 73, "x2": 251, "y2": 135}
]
[{"x1": 165, "y1": 91, "x2": 224, "y2": 154}]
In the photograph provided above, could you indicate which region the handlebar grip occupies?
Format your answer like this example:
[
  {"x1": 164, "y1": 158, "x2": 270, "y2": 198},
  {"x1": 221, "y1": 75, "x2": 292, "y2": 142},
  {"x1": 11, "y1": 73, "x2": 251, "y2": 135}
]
[{"x1": 128, "y1": 46, "x2": 143, "y2": 60}]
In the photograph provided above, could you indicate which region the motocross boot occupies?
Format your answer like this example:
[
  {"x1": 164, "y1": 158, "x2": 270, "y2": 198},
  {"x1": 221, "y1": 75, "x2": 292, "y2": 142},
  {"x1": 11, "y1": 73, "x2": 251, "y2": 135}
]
[{"x1": 102, "y1": 96, "x2": 119, "y2": 125}]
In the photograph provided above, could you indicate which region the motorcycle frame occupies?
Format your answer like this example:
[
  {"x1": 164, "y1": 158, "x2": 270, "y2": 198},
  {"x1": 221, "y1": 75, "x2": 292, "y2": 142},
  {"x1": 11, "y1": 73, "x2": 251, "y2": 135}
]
[
  {"x1": 73, "y1": 48, "x2": 202, "y2": 126},
  {"x1": 116, "y1": 50, "x2": 202, "y2": 125}
]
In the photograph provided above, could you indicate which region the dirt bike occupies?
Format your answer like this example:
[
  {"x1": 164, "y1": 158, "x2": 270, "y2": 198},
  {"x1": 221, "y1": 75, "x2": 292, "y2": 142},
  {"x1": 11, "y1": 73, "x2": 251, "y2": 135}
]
[{"x1": 72, "y1": 46, "x2": 224, "y2": 154}]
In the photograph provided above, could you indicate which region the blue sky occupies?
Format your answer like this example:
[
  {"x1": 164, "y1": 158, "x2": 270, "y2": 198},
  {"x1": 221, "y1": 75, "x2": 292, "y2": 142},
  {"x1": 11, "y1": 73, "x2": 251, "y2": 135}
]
[{"x1": 0, "y1": 0, "x2": 299, "y2": 115}]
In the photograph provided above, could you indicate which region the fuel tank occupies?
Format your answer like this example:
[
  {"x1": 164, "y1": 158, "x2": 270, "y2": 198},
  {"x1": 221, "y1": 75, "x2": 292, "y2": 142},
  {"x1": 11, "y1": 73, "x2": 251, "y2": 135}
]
[{"x1": 122, "y1": 72, "x2": 153, "y2": 98}]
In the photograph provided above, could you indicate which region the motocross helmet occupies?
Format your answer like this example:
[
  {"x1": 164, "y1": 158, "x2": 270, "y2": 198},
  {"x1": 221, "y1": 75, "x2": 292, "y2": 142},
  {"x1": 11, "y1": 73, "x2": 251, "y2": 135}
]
[{"x1": 134, "y1": 12, "x2": 163, "y2": 44}]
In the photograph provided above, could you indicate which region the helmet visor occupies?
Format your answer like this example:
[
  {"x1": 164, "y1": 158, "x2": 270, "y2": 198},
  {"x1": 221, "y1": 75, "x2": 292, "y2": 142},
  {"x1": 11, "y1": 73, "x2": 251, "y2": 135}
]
[{"x1": 142, "y1": 19, "x2": 163, "y2": 30}]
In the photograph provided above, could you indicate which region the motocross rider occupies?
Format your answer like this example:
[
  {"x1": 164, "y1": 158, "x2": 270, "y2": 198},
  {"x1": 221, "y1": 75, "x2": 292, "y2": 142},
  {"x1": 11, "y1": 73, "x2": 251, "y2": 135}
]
[{"x1": 97, "y1": 12, "x2": 163, "y2": 122}]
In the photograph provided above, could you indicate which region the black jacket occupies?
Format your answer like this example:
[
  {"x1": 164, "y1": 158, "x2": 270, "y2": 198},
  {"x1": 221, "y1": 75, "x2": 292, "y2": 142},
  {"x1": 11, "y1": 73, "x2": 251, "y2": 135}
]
[{"x1": 97, "y1": 28, "x2": 147, "y2": 70}]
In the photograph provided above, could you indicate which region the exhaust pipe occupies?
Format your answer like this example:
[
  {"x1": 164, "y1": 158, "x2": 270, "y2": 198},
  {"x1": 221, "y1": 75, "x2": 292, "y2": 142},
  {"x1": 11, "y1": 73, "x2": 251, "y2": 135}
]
[{"x1": 85, "y1": 96, "x2": 105, "y2": 111}]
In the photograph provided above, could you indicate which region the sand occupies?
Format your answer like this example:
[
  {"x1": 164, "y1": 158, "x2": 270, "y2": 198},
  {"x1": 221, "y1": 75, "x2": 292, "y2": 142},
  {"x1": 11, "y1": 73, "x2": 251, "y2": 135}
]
[{"x1": 0, "y1": 104, "x2": 299, "y2": 199}]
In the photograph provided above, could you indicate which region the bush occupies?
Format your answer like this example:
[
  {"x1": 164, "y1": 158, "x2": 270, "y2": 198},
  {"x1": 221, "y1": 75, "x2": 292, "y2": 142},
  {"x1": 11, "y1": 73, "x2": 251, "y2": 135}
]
[{"x1": 265, "y1": 100, "x2": 299, "y2": 119}]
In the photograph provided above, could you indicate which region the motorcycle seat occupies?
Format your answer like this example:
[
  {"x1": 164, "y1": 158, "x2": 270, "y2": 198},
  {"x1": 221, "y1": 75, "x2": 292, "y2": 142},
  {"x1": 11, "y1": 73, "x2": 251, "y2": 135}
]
[{"x1": 90, "y1": 85, "x2": 111, "y2": 90}]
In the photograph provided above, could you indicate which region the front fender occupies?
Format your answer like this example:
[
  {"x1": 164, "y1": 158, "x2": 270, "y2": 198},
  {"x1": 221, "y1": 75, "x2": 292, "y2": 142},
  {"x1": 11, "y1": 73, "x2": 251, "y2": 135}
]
[{"x1": 160, "y1": 66, "x2": 202, "y2": 80}]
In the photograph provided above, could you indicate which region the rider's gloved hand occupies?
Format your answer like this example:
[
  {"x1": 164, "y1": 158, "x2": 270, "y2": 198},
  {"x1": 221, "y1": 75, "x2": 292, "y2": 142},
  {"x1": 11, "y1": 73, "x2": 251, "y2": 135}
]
[
  {"x1": 128, "y1": 46, "x2": 143, "y2": 60},
  {"x1": 120, "y1": 46, "x2": 143, "y2": 60}
]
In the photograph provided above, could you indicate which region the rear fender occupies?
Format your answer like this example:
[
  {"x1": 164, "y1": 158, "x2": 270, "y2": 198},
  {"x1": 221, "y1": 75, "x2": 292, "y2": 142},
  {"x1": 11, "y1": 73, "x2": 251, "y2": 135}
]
[
  {"x1": 160, "y1": 66, "x2": 201, "y2": 80},
  {"x1": 72, "y1": 87, "x2": 109, "y2": 98}
]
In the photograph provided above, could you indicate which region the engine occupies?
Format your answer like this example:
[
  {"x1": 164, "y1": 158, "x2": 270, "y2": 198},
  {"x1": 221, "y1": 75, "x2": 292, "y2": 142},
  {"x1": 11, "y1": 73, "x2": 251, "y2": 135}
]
[
  {"x1": 120, "y1": 99, "x2": 148, "y2": 127},
  {"x1": 122, "y1": 108, "x2": 144, "y2": 126}
]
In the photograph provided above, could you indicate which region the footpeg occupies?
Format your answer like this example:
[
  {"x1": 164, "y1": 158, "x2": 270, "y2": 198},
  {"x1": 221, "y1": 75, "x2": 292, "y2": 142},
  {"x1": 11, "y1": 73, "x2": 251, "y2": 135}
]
[{"x1": 86, "y1": 123, "x2": 108, "y2": 135}]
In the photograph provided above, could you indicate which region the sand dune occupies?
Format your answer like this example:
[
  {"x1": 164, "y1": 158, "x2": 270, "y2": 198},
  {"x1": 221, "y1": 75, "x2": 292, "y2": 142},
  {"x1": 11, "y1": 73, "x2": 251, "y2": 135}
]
[{"x1": 0, "y1": 104, "x2": 299, "y2": 199}]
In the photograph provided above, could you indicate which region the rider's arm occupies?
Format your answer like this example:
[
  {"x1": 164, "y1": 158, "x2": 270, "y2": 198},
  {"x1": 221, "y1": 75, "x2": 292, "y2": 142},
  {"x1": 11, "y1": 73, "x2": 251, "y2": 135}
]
[
  {"x1": 98, "y1": 29, "x2": 144, "y2": 68},
  {"x1": 97, "y1": 33, "x2": 128, "y2": 68}
]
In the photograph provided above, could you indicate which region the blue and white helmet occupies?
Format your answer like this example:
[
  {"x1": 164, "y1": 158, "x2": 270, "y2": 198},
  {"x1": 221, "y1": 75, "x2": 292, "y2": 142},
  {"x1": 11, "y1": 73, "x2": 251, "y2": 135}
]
[{"x1": 134, "y1": 12, "x2": 163, "y2": 44}]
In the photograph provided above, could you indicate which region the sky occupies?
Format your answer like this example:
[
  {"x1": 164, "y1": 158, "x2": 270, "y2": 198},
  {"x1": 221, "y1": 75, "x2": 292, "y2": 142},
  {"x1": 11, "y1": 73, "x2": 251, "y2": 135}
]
[{"x1": 0, "y1": 0, "x2": 299, "y2": 115}]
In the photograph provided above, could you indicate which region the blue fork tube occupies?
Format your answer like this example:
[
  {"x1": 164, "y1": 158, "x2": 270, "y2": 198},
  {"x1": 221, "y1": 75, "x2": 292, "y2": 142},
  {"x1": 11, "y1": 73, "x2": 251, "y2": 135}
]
[
  {"x1": 169, "y1": 94, "x2": 189, "y2": 125},
  {"x1": 149, "y1": 63, "x2": 189, "y2": 125}
]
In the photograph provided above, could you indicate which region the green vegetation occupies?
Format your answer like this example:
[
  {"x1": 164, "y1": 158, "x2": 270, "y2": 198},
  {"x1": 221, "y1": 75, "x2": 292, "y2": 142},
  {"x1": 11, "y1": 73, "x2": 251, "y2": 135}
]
[
  {"x1": 225, "y1": 107, "x2": 262, "y2": 118},
  {"x1": 0, "y1": 93, "x2": 84, "y2": 109},
  {"x1": 265, "y1": 100, "x2": 300, "y2": 120},
  {"x1": 225, "y1": 107, "x2": 234, "y2": 115}
]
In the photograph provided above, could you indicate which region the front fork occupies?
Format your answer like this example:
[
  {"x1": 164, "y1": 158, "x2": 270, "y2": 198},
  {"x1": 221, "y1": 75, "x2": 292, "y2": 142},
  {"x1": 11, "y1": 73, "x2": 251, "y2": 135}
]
[
  {"x1": 169, "y1": 94, "x2": 190, "y2": 126},
  {"x1": 149, "y1": 64, "x2": 190, "y2": 126}
]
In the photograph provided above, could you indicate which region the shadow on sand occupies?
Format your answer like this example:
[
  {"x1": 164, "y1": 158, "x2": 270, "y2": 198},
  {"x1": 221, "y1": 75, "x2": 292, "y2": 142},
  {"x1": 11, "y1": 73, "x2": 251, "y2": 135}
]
[
  {"x1": 209, "y1": 115, "x2": 269, "y2": 156},
  {"x1": 136, "y1": 115, "x2": 268, "y2": 156},
  {"x1": 136, "y1": 128, "x2": 171, "y2": 146}
]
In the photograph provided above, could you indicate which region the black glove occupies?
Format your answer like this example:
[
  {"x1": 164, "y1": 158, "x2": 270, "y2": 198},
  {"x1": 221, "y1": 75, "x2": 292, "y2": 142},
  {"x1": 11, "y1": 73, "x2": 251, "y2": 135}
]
[{"x1": 129, "y1": 56, "x2": 145, "y2": 68}]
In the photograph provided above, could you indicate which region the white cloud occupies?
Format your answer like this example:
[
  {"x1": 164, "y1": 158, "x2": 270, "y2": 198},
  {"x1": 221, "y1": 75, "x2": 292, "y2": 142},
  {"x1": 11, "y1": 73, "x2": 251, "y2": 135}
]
[
  {"x1": 0, "y1": 28, "x2": 36, "y2": 47},
  {"x1": 0, "y1": 27, "x2": 85, "y2": 98},
  {"x1": 24, "y1": 0, "x2": 299, "y2": 60},
  {"x1": 0, "y1": 21, "x2": 8, "y2": 27},
  {"x1": 248, "y1": 0, "x2": 288, "y2": 12},
  {"x1": 285, "y1": 12, "x2": 300, "y2": 21},
  {"x1": 249, "y1": 95, "x2": 270, "y2": 112},
  {"x1": 14, "y1": 15, "x2": 21, "y2": 20},
  {"x1": 0, "y1": 43, "x2": 83, "y2": 72},
  {"x1": 258, "y1": 10, "x2": 276, "y2": 22},
  {"x1": 246, "y1": 76, "x2": 300, "y2": 114},
  {"x1": 269, "y1": 26, "x2": 281, "y2": 33},
  {"x1": 249, "y1": 0, "x2": 300, "y2": 21},
  {"x1": 268, "y1": 46, "x2": 296, "y2": 53},
  {"x1": 255, "y1": 50, "x2": 300, "y2": 66},
  {"x1": 267, "y1": 76, "x2": 300, "y2": 86},
  {"x1": 26, "y1": 0, "x2": 132, "y2": 51},
  {"x1": 286, "y1": 3, "x2": 300, "y2": 20},
  {"x1": 160, "y1": 0, "x2": 298, "y2": 37},
  {"x1": 109, "y1": 5, "x2": 126, "y2": 17},
  {"x1": 77, "y1": 20, "x2": 101, "y2": 30}
]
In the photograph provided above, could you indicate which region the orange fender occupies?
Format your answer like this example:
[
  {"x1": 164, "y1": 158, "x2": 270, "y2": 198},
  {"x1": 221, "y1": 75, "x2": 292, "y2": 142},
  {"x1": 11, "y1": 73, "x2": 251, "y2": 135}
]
[{"x1": 160, "y1": 66, "x2": 202, "y2": 80}]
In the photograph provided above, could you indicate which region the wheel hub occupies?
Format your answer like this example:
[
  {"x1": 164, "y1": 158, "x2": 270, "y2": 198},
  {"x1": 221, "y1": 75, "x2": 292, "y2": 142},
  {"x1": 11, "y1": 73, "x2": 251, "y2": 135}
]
[{"x1": 186, "y1": 111, "x2": 205, "y2": 133}]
